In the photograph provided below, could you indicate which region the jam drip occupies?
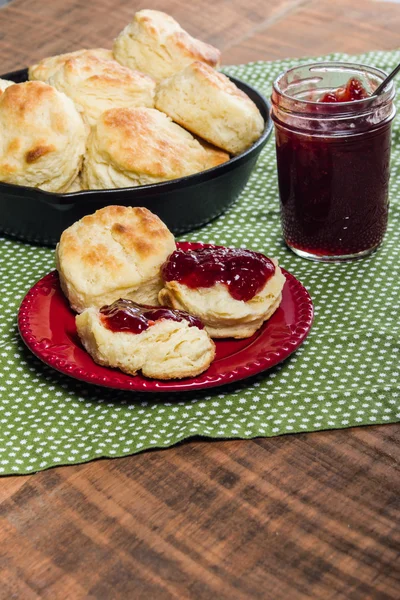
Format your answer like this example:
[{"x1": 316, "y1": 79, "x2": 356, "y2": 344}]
[
  {"x1": 100, "y1": 299, "x2": 204, "y2": 334},
  {"x1": 162, "y1": 247, "x2": 276, "y2": 302},
  {"x1": 319, "y1": 77, "x2": 369, "y2": 103}
]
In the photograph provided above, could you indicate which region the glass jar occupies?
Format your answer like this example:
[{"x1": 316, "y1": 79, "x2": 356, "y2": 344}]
[{"x1": 271, "y1": 62, "x2": 396, "y2": 261}]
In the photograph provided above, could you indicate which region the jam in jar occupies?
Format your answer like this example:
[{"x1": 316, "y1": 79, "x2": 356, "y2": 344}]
[
  {"x1": 271, "y1": 62, "x2": 396, "y2": 261},
  {"x1": 319, "y1": 77, "x2": 369, "y2": 103}
]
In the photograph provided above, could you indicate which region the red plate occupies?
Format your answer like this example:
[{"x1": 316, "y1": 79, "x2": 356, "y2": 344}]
[{"x1": 18, "y1": 242, "x2": 313, "y2": 392}]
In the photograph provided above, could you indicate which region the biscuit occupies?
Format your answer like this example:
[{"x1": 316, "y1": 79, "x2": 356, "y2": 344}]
[
  {"x1": 76, "y1": 301, "x2": 215, "y2": 379},
  {"x1": 29, "y1": 48, "x2": 113, "y2": 82},
  {"x1": 82, "y1": 107, "x2": 229, "y2": 190},
  {"x1": 0, "y1": 81, "x2": 87, "y2": 192},
  {"x1": 56, "y1": 205, "x2": 176, "y2": 313},
  {"x1": 0, "y1": 79, "x2": 14, "y2": 95},
  {"x1": 159, "y1": 256, "x2": 286, "y2": 339},
  {"x1": 113, "y1": 9, "x2": 220, "y2": 81},
  {"x1": 64, "y1": 174, "x2": 83, "y2": 193},
  {"x1": 48, "y1": 54, "x2": 156, "y2": 126},
  {"x1": 155, "y1": 61, "x2": 265, "y2": 154}
]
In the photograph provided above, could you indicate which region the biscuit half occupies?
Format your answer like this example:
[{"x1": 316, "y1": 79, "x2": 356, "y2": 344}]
[
  {"x1": 82, "y1": 107, "x2": 229, "y2": 190},
  {"x1": 155, "y1": 61, "x2": 265, "y2": 155},
  {"x1": 0, "y1": 81, "x2": 87, "y2": 192},
  {"x1": 159, "y1": 260, "x2": 286, "y2": 339},
  {"x1": 76, "y1": 306, "x2": 215, "y2": 379},
  {"x1": 56, "y1": 205, "x2": 176, "y2": 313},
  {"x1": 113, "y1": 9, "x2": 221, "y2": 81}
]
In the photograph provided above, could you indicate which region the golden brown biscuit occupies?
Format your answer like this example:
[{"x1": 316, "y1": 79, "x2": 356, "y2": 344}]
[
  {"x1": 82, "y1": 107, "x2": 229, "y2": 190},
  {"x1": 29, "y1": 48, "x2": 113, "y2": 82},
  {"x1": 48, "y1": 54, "x2": 156, "y2": 126},
  {"x1": 196, "y1": 138, "x2": 231, "y2": 166},
  {"x1": 56, "y1": 206, "x2": 176, "y2": 313},
  {"x1": 159, "y1": 256, "x2": 286, "y2": 339},
  {"x1": 155, "y1": 61, "x2": 265, "y2": 154},
  {"x1": 76, "y1": 301, "x2": 215, "y2": 379},
  {"x1": 113, "y1": 9, "x2": 220, "y2": 81},
  {"x1": 0, "y1": 81, "x2": 87, "y2": 192},
  {"x1": 64, "y1": 174, "x2": 83, "y2": 193},
  {"x1": 0, "y1": 79, "x2": 14, "y2": 95}
]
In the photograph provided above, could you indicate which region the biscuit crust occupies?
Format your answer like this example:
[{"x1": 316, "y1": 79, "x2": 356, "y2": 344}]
[
  {"x1": 64, "y1": 174, "x2": 83, "y2": 193},
  {"x1": 82, "y1": 107, "x2": 229, "y2": 190},
  {"x1": 56, "y1": 205, "x2": 176, "y2": 313},
  {"x1": 155, "y1": 61, "x2": 264, "y2": 155},
  {"x1": 0, "y1": 79, "x2": 14, "y2": 95},
  {"x1": 29, "y1": 48, "x2": 114, "y2": 82},
  {"x1": 48, "y1": 54, "x2": 156, "y2": 126},
  {"x1": 113, "y1": 9, "x2": 220, "y2": 81},
  {"x1": 0, "y1": 81, "x2": 87, "y2": 192},
  {"x1": 76, "y1": 308, "x2": 215, "y2": 379}
]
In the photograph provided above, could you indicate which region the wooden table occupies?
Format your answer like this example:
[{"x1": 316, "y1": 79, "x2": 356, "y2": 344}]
[{"x1": 1, "y1": 1, "x2": 399, "y2": 598}]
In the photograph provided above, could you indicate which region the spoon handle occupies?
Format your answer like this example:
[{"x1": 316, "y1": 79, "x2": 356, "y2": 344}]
[{"x1": 373, "y1": 62, "x2": 400, "y2": 96}]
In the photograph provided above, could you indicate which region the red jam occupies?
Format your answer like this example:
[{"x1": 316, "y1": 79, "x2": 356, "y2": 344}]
[
  {"x1": 276, "y1": 122, "x2": 391, "y2": 256},
  {"x1": 319, "y1": 77, "x2": 369, "y2": 103},
  {"x1": 272, "y1": 63, "x2": 395, "y2": 259},
  {"x1": 161, "y1": 247, "x2": 276, "y2": 302},
  {"x1": 100, "y1": 299, "x2": 204, "y2": 334}
]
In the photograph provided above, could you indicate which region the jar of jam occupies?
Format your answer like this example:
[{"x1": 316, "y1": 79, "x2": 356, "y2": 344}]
[{"x1": 271, "y1": 62, "x2": 396, "y2": 261}]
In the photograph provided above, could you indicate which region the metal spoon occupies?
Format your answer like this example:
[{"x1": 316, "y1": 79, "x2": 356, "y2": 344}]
[{"x1": 372, "y1": 62, "x2": 400, "y2": 96}]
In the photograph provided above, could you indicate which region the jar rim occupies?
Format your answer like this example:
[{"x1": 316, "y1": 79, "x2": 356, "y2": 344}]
[{"x1": 273, "y1": 61, "x2": 395, "y2": 111}]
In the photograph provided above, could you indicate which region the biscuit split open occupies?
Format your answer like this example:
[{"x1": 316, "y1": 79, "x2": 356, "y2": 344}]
[
  {"x1": 159, "y1": 259, "x2": 286, "y2": 339},
  {"x1": 76, "y1": 306, "x2": 215, "y2": 379}
]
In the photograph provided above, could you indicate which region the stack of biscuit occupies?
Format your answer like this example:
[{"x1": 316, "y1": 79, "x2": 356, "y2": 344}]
[
  {"x1": 57, "y1": 205, "x2": 217, "y2": 379},
  {"x1": 57, "y1": 205, "x2": 285, "y2": 380},
  {"x1": 0, "y1": 9, "x2": 264, "y2": 193}
]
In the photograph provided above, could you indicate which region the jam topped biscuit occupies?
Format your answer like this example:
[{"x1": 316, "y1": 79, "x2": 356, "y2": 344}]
[
  {"x1": 159, "y1": 246, "x2": 286, "y2": 338},
  {"x1": 76, "y1": 299, "x2": 215, "y2": 379}
]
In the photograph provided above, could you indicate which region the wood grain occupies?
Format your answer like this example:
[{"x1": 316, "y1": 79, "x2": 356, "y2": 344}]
[
  {"x1": 0, "y1": 0, "x2": 310, "y2": 73},
  {"x1": 2, "y1": 0, "x2": 400, "y2": 72},
  {"x1": 224, "y1": 0, "x2": 400, "y2": 63},
  {"x1": 1, "y1": 427, "x2": 399, "y2": 599},
  {"x1": 1, "y1": 0, "x2": 400, "y2": 598}
]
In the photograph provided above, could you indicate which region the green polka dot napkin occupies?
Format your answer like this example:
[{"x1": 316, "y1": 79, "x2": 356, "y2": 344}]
[{"x1": 1, "y1": 49, "x2": 400, "y2": 475}]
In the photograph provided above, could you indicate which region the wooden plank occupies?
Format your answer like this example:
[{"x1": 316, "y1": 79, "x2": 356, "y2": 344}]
[
  {"x1": 1, "y1": 427, "x2": 399, "y2": 599},
  {"x1": 2, "y1": 0, "x2": 399, "y2": 73},
  {"x1": 0, "y1": 0, "x2": 307, "y2": 72},
  {"x1": 224, "y1": 0, "x2": 400, "y2": 63}
]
